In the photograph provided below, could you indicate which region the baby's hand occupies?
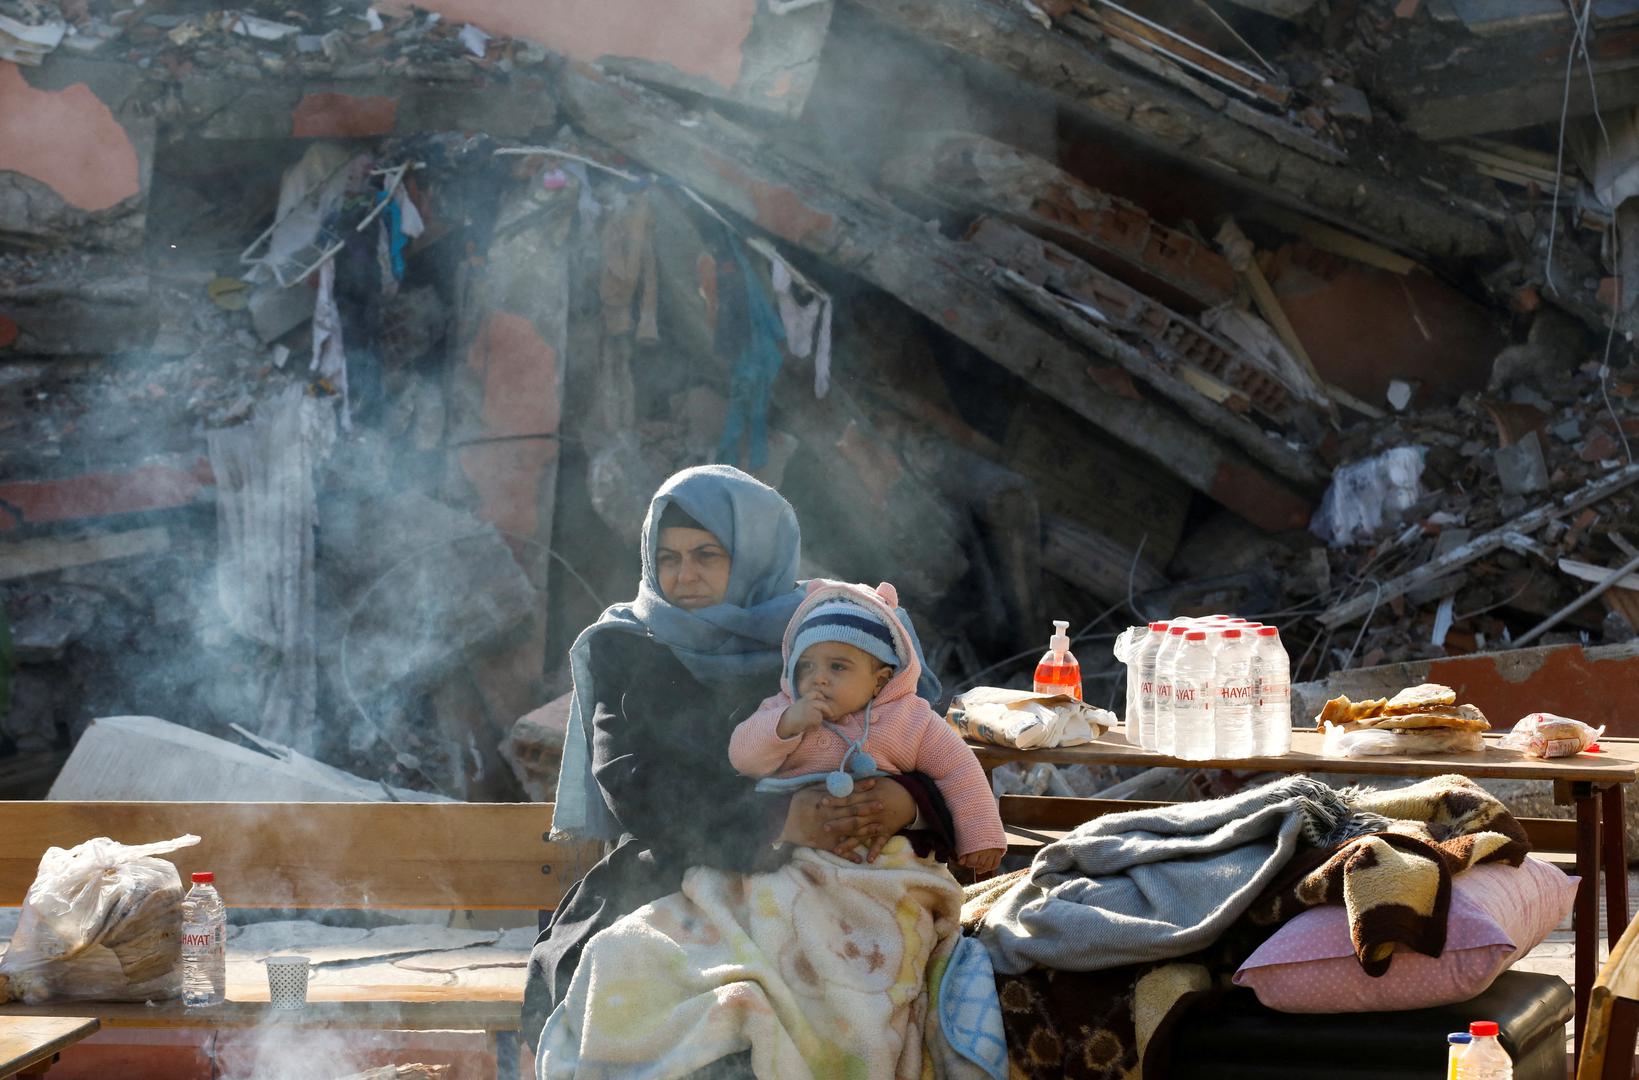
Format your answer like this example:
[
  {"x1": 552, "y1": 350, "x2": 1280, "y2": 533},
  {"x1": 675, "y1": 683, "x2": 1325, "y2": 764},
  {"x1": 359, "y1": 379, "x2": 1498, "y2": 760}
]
[
  {"x1": 777, "y1": 694, "x2": 833, "y2": 739},
  {"x1": 958, "y1": 848, "x2": 1004, "y2": 875}
]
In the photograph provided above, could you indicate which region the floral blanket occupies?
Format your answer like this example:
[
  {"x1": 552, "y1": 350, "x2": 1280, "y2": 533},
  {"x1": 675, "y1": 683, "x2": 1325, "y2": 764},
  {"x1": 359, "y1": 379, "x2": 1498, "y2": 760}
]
[{"x1": 539, "y1": 837, "x2": 986, "y2": 1079}]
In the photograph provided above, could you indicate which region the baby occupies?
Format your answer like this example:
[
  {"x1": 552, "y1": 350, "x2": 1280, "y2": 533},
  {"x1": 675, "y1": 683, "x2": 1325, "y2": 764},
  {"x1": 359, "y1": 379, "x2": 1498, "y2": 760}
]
[{"x1": 729, "y1": 580, "x2": 1006, "y2": 872}]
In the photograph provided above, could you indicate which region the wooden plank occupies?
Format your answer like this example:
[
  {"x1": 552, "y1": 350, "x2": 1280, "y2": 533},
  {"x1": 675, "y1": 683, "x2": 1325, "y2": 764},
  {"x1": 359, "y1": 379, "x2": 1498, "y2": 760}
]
[
  {"x1": 0, "y1": 1016, "x2": 98, "y2": 1077},
  {"x1": 1080, "y1": 0, "x2": 1290, "y2": 107},
  {"x1": 969, "y1": 729, "x2": 1639, "y2": 784},
  {"x1": 1259, "y1": 209, "x2": 1421, "y2": 275},
  {"x1": 0, "y1": 527, "x2": 169, "y2": 581},
  {"x1": 0, "y1": 995, "x2": 518, "y2": 1032},
  {"x1": 0, "y1": 802, "x2": 601, "y2": 910}
]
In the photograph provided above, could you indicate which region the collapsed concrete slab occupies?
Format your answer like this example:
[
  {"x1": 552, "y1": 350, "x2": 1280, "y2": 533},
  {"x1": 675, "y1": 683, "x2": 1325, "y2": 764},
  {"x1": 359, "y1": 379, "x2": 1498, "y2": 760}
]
[
  {"x1": 561, "y1": 64, "x2": 1317, "y2": 532},
  {"x1": 47, "y1": 715, "x2": 449, "y2": 801},
  {"x1": 0, "y1": 253, "x2": 153, "y2": 357},
  {"x1": 849, "y1": 0, "x2": 1503, "y2": 261}
]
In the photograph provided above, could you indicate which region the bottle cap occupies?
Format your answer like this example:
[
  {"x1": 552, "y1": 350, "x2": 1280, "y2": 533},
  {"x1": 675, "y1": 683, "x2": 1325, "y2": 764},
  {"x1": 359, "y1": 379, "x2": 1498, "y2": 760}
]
[
  {"x1": 1468, "y1": 1021, "x2": 1499, "y2": 1037},
  {"x1": 1256, "y1": 626, "x2": 1279, "y2": 637},
  {"x1": 1050, "y1": 620, "x2": 1070, "y2": 656},
  {"x1": 1222, "y1": 629, "x2": 1241, "y2": 639},
  {"x1": 1185, "y1": 631, "x2": 1206, "y2": 641},
  {"x1": 1148, "y1": 621, "x2": 1170, "y2": 631},
  {"x1": 191, "y1": 872, "x2": 215, "y2": 884},
  {"x1": 1447, "y1": 1033, "x2": 1472, "y2": 1045},
  {"x1": 1170, "y1": 626, "x2": 1188, "y2": 635}
]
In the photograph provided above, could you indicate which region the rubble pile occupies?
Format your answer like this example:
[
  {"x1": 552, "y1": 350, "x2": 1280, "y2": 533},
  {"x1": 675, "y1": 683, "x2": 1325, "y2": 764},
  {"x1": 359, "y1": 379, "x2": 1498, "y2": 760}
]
[
  {"x1": 1306, "y1": 350, "x2": 1639, "y2": 672},
  {"x1": 4, "y1": 0, "x2": 1639, "y2": 799}
]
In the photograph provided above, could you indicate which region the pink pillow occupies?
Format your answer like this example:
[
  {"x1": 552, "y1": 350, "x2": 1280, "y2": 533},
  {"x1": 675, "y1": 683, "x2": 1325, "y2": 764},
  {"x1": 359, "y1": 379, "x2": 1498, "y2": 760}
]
[{"x1": 1233, "y1": 856, "x2": 1577, "y2": 1013}]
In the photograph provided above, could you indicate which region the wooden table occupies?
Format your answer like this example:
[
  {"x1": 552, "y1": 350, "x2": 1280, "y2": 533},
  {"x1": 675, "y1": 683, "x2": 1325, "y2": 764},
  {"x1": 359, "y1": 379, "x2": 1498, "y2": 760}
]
[
  {"x1": 0, "y1": 1017, "x2": 98, "y2": 1079},
  {"x1": 970, "y1": 729, "x2": 1639, "y2": 1056}
]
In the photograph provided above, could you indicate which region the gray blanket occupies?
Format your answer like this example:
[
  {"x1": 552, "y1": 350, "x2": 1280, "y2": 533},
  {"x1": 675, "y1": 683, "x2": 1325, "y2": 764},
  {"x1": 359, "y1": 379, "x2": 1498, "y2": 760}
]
[{"x1": 978, "y1": 775, "x2": 1379, "y2": 975}]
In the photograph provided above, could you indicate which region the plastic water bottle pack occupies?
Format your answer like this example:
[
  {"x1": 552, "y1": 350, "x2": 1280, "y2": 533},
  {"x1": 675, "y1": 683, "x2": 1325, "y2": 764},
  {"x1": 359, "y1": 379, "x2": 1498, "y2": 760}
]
[{"x1": 1114, "y1": 615, "x2": 1292, "y2": 758}]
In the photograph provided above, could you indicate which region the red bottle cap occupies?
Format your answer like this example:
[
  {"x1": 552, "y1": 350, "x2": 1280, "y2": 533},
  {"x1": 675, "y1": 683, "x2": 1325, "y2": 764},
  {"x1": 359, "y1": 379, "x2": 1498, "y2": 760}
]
[
  {"x1": 1185, "y1": 631, "x2": 1206, "y2": 641},
  {"x1": 1170, "y1": 626, "x2": 1188, "y2": 635},
  {"x1": 191, "y1": 872, "x2": 214, "y2": 884},
  {"x1": 1469, "y1": 1021, "x2": 1499, "y2": 1037},
  {"x1": 1256, "y1": 626, "x2": 1279, "y2": 636},
  {"x1": 1148, "y1": 621, "x2": 1170, "y2": 631},
  {"x1": 1222, "y1": 629, "x2": 1241, "y2": 639}
]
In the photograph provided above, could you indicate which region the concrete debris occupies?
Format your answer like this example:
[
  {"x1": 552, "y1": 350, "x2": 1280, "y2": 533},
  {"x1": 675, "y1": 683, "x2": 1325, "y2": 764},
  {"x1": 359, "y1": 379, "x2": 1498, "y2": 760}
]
[
  {"x1": 48, "y1": 715, "x2": 449, "y2": 801},
  {"x1": 6, "y1": 0, "x2": 1639, "y2": 810}
]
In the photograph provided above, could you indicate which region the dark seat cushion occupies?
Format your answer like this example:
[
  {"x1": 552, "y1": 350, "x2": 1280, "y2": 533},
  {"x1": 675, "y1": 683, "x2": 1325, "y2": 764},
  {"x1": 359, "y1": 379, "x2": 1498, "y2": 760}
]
[{"x1": 1165, "y1": 971, "x2": 1572, "y2": 1079}]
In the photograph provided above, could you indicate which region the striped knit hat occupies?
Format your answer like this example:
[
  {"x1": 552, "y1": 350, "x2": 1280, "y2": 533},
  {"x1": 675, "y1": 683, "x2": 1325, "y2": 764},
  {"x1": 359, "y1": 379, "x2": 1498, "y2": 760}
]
[{"x1": 787, "y1": 597, "x2": 902, "y2": 688}]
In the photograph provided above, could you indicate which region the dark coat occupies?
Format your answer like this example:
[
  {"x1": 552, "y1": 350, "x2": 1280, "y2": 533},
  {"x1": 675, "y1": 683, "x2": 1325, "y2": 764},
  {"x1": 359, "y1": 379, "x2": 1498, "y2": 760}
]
[{"x1": 522, "y1": 630, "x2": 953, "y2": 1047}]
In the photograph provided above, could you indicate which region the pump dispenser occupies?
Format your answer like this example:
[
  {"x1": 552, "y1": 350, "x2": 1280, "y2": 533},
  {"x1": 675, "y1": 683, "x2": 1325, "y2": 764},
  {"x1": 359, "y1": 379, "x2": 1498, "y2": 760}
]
[{"x1": 1034, "y1": 620, "x2": 1082, "y2": 700}]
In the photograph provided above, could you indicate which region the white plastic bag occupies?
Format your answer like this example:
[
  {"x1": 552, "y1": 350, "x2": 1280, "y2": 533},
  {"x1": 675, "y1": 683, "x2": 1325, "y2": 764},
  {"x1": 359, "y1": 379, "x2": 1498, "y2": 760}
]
[
  {"x1": 1498, "y1": 713, "x2": 1604, "y2": 759},
  {"x1": 1310, "y1": 446, "x2": 1425, "y2": 547},
  {"x1": 0, "y1": 834, "x2": 200, "y2": 1004},
  {"x1": 947, "y1": 687, "x2": 1114, "y2": 749},
  {"x1": 1320, "y1": 721, "x2": 1483, "y2": 758}
]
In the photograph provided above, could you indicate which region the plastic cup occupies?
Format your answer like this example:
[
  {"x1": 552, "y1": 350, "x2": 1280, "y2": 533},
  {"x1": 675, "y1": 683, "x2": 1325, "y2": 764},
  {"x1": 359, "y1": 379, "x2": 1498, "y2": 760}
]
[{"x1": 263, "y1": 955, "x2": 314, "y2": 1009}]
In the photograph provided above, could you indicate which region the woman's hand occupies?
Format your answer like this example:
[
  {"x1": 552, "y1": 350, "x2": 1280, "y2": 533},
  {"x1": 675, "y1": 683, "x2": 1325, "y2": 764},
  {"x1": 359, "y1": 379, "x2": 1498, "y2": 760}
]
[
  {"x1": 776, "y1": 778, "x2": 919, "y2": 862},
  {"x1": 820, "y1": 778, "x2": 919, "y2": 864}
]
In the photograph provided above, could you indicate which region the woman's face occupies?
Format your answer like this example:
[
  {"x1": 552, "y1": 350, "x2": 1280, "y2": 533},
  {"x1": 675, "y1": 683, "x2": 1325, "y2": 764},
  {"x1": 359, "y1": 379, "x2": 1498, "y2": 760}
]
[{"x1": 655, "y1": 526, "x2": 732, "y2": 609}]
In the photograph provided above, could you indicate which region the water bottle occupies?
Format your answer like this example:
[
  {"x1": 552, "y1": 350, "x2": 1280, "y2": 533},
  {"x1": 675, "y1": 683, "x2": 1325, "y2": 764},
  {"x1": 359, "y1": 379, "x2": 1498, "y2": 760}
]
[
  {"x1": 1171, "y1": 631, "x2": 1217, "y2": 761},
  {"x1": 1119, "y1": 624, "x2": 1149, "y2": 732},
  {"x1": 1213, "y1": 629, "x2": 1255, "y2": 758},
  {"x1": 1133, "y1": 621, "x2": 1170, "y2": 749},
  {"x1": 1151, "y1": 625, "x2": 1189, "y2": 755},
  {"x1": 1455, "y1": 1021, "x2": 1512, "y2": 1079},
  {"x1": 181, "y1": 871, "x2": 227, "y2": 1006},
  {"x1": 1447, "y1": 1032, "x2": 1472, "y2": 1080},
  {"x1": 1250, "y1": 626, "x2": 1292, "y2": 757}
]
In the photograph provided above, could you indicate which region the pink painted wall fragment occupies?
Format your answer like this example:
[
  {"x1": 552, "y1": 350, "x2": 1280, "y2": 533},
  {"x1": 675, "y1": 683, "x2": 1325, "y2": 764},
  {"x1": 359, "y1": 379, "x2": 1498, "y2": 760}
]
[
  {"x1": 388, "y1": 0, "x2": 756, "y2": 89},
  {"x1": 0, "y1": 61, "x2": 139, "y2": 211},
  {"x1": 466, "y1": 311, "x2": 561, "y2": 439}
]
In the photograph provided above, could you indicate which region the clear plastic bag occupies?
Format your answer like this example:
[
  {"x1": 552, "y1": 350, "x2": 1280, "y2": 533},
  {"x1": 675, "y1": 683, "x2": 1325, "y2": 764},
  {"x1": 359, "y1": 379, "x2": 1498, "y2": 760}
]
[
  {"x1": 1321, "y1": 721, "x2": 1484, "y2": 758},
  {"x1": 1498, "y1": 713, "x2": 1604, "y2": 759},
  {"x1": 0, "y1": 834, "x2": 199, "y2": 1004},
  {"x1": 947, "y1": 687, "x2": 1114, "y2": 749}
]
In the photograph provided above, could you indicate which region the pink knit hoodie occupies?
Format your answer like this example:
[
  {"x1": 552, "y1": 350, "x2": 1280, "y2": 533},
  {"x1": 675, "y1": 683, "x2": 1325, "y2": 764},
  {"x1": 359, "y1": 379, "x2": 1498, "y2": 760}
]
[{"x1": 729, "y1": 579, "x2": 1005, "y2": 858}]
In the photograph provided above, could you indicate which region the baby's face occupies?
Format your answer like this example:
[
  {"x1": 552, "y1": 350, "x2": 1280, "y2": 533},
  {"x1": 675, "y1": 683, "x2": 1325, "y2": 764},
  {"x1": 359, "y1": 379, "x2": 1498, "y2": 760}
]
[{"x1": 793, "y1": 641, "x2": 891, "y2": 718}]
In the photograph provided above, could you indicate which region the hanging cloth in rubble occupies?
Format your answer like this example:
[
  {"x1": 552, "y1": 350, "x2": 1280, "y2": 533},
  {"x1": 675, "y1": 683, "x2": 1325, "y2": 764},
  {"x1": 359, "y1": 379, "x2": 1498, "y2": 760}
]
[
  {"x1": 714, "y1": 237, "x2": 787, "y2": 471},
  {"x1": 205, "y1": 387, "x2": 337, "y2": 755}
]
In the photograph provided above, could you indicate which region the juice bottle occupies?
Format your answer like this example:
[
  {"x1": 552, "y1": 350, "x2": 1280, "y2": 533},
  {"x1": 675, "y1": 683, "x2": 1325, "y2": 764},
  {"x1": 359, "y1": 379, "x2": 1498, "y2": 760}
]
[{"x1": 1033, "y1": 620, "x2": 1082, "y2": 700}]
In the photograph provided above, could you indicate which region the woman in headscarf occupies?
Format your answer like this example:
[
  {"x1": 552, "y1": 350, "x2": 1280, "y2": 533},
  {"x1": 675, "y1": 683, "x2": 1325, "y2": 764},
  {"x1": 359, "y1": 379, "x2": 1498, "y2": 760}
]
[{"x1": 522, "y1": 465, "x2": 954, "y2": 1047}]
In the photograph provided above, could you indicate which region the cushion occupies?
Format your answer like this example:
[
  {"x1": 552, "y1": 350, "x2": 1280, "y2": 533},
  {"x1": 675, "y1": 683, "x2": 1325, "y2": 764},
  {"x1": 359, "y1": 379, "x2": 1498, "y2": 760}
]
[{"x1": 1233, "y1": 856, "x2": 1577, "y2": 1013}]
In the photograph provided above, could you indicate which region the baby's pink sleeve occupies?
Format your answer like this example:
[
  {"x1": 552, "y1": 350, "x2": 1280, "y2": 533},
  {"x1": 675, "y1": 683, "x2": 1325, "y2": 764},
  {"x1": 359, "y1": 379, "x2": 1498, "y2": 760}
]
[
  {"x1": 911, "y1": 709, "x2": 1006, "y2": 856},
  {"x1": 729, "y1": 693, "x2": 804, "y2": 778}
]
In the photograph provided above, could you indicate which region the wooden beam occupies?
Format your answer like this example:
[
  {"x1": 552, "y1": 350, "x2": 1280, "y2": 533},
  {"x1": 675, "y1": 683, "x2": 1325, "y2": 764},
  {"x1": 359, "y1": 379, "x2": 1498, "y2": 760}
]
[
  {"x1": 559, "y1": 64, "x2": 1318, "y2": 532},
  {"x1": 0, "y1": 526, "x2": 170, "y2": 581},
  {"x1": 846, "y1": 0, "x2": 1502, "y2": 260}
]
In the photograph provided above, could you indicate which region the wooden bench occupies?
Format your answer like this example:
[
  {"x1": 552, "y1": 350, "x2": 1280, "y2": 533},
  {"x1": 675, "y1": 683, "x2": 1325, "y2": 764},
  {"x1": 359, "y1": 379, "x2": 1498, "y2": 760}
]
[{"x1": 0, "y1": 802, "x2": 602, "y2": 1077}]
